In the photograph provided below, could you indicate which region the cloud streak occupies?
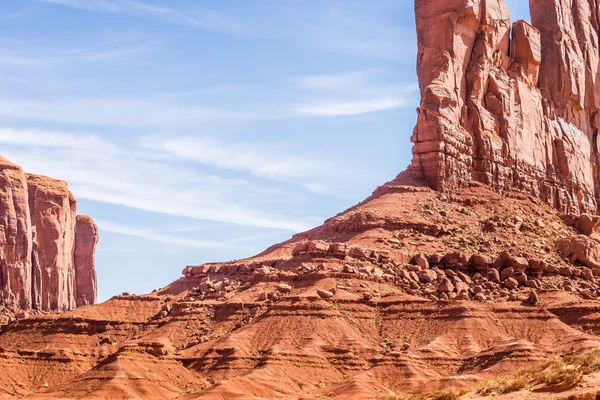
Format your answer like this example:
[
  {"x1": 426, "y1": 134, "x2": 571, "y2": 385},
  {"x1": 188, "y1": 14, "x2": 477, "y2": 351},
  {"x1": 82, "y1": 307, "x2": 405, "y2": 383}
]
[
  {"x1": 0, "y1": 97, "x2": 273, "y2": 128},
  {"x1": 295, "y1": 98, "x2": 407, "y2": 117},
  {"x1": 39, "y1": 0, "x2": 412, "y2": 61},
  {"x1": 291, "y1": 70, "x2": 417, "y2": 116},
  {"x1": 147, "y1": 136, "x2": 342, "y2": 192},
  {"x1": 96, "y1": 219, "x2": 238, "y2": 249},
  {"x1": 0, "y1": 129, "x2": 319, "y2": 232},
  {"x1": 39, "y1": 0, "x2": 256, "y2": 36}
]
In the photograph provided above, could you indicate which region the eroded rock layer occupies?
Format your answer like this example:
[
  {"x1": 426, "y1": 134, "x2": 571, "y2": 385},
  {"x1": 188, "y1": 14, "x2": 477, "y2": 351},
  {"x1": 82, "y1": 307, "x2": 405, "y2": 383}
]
[
  {"x1": 4, "y1": 181, "x2": 600, "y2": 399},
  {"x1": 0, "y1": 158, "x2": 98, "y2": 313},
  {"x1": 409, "y1": 0, "x2": 600, "y2": 214},
  {"x1": 0, "y1": 157, "x2": 32, "y2": 311}
]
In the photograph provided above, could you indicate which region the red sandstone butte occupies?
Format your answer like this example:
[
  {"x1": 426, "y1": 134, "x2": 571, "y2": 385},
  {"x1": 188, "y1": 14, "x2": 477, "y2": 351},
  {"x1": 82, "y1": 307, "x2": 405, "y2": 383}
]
[
  {"x1": 409, "y1": 0, "x2": 600, "y2": 214},
  {"x1": 0, "y1": 158, "x2": 98, "y2": 313},
  {"x1": 74, "y1": 215, "x2": 98, "y2": 307}
]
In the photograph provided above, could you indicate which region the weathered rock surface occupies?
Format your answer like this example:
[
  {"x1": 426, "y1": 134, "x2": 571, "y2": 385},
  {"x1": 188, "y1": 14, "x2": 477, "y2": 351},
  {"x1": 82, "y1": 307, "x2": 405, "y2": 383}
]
[
  {"x1": 0, "y1": 158, "x2": 98, "y2": 313},
  {"x1": 0, "y1": 157, "x2": 32, "y2": 311},
  {"x1": 74, "y1": 215, "x2": 98, "y2": 307},
  {"x1": 409, "y1": 0, "x2": 600, "y2": 214},
  {"x1": 27, "y1": 174, "x2": 77, "y2": 312},
  {"x1": 556, "y1": 234, "x2": 600, "y2": 270}
]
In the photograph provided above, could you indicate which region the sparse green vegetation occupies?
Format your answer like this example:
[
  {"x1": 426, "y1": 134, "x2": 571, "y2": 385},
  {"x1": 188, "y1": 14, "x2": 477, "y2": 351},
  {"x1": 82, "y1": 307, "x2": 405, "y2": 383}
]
[
  {"x1": 381, "y1": 389, "x2": 467, "y2": 400},
  {"x1": 477, "y1": 348, "x2": 600, "y2": 396}
]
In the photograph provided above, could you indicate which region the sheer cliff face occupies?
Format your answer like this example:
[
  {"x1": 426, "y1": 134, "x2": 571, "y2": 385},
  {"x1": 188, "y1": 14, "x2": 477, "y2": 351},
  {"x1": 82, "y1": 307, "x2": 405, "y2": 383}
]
[
  {"x1": 0, "y1": 157, "x2": 32, "y2": 311},
  {"x1": 27, "y1": 174, "x2": 77, "y2": 312},
  {"x1": 0, "y1": 159, "x2": 98, "y2": 312},
  {"x1": 74, "y1": 215, "x2": 98, "y2": 308},
  {"x1": 409, "y1": 0, "x2": 600, "y2": 214}
]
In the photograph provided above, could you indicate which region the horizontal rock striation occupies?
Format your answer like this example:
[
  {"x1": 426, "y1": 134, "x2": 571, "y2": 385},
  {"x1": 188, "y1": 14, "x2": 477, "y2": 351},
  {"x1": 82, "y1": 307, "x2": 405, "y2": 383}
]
[
  {"x1": 409, "y1": 0, "x2": 600, "y2": 214},
  {"x1": 0, "y1": 157, "x2": 98, "y2": 313}
]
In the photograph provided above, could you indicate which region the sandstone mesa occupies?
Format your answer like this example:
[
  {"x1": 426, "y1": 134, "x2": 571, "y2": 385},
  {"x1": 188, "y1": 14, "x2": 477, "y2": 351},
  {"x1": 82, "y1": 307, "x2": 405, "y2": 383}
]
[{"x1": 2, "y1": 0, "x2": 600, "y2": 399}]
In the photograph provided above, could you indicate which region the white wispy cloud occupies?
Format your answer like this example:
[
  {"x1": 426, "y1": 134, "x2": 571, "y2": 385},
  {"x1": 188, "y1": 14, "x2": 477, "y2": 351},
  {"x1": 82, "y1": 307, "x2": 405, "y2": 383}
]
[
  {"x1": 0, "y1": 83, "x2": 411, "y2": 126},
  {"x1": 292, "y1": 70, "x2": 419, "y2": 96},
  {"x1": 95, "y1": 219, "x2": 237, "y2": 248},
  {"x1": 290, "y1": 70, "x2": 417, "y2": 116},
  {"x1": 39, "y1": 0, "x2": 256, "y2": 36},
  {"x1": 97, "y1": 219, "x2": 284, "y2": 249},
  {"x1": 0, "y1": 128, "x2": 118, "y2": 153},
  {"x1": 295, "y1": 98, "x2": 406, "y2": 117},
  {"x1": 291, "y1": 70, "x2": 377, "y2": 92},
  {"x1": 39, "y1": 0, "x2": 413, "y2": 61},
  {"x1": 0, "y1": 129, "x2": 318, "y2": 232},
  {"x1": 0, "y1": 97, "x2": 272, "y2": 127},
  {"x1": 57, "y1": 45, "x2": 151, "y2": 62},
  {"x1": 0, "y1": 38, "x2": 150, "y2": 70},
  {"x1": 145, "y1": 136, "x2": 339, "y2": 192}
]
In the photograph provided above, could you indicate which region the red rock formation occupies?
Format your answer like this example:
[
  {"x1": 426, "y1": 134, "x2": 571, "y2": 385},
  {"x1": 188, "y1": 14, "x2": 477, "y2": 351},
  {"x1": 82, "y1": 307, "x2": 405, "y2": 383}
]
[
  {"x1": 409, "y1": 0, "x2": 600, "y2": 214},
  {"x1": 0, "y1": 157, "x2": 32, "y2": 310},
  {"x1": 74, "y1": 215, "x2": 98, "y2": 307},
  {"x1": 0, "y1": 157, "x2": 98, "y2": 313},
  {"x1": 27, "y1": 174, "x2": 77, "y2": 312}
]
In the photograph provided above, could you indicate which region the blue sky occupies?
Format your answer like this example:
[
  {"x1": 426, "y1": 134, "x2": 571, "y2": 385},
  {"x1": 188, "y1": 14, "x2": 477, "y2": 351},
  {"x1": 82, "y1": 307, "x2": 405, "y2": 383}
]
[{"x1": 0, "y1": 0, "x2": 530, "y2": 301}]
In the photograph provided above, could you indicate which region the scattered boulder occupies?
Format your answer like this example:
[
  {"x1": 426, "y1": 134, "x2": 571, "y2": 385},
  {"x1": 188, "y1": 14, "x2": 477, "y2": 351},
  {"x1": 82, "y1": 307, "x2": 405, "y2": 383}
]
[
  {"x1": 438, "y1": 278, "x2": 455, "y2": 293},
  {"x1": 582, "y1": 268, "x2": 594, "y2": 281},
  {"x1": 317, "y1": 289, "x2": 334, "y2": 299},
  {"x1": 500, "y1": 267, "x2": 515, "y2": 281},
  {"x1": 418, "y1": 270, "x2": 437, "y2": 284},
  {"x1": 556, "y1": 235, "x2": 600, "y2": 269},
  {"x1": 330, "y1": 243, "x2": 348, "y2": 257},
  {"x1": 504, "y1": 278, "x2": 519, "y2": 290},
  {"x1": 574, "y1": 214, "x2": 600, "y2": 236},
  {"x1": 487, "y1": 269, "x2": 501, "y2": 283},
  {"x1": 508, "y1": 257, "x2": 529, "y2": 271},
  {"x1": 513, "y1": 272, "x2": 528, "y2": 285},
  {"x1": 277, "y1": 284, "x2": 292, "y2": 293},
  {"x1": 307, "y1": 241, "x2": 330, "y2": 254},
  {"x1": 411, "y1": 254, "x2": 429, "y2": 269},
  {"x1": 442, "y1": 253, "x2": 467, "y2": 268},
  {"x1": 528, "y1": 291, "x2": 539, "y2": 305},
  {"x1": 474, "y1": 292, "x2": 487, "y2": 302},
  {"x1": 470, "y1": 254, "x2": 492, "y2": 269},
  {"x1": 526, "y1": 280, "x2": 541, "y2": 289}
]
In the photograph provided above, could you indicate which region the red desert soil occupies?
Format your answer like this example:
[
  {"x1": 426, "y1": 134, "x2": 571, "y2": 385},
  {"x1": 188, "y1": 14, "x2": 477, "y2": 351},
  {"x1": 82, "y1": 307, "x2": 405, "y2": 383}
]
[{"x1": 2, "y1": 177, "x2": 600, "y2": 399}]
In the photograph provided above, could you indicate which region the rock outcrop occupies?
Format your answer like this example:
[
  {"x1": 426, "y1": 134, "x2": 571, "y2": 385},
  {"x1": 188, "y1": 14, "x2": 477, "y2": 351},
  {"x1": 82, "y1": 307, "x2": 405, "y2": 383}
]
[
  {"x1": 27, "y1": 174, "x2": 77, "y2": 312},
  {"x1": 0, "y1": 157, "x2": 32, "y2": 311},
  {"x1": 0, "y1": 158, "x2": 98, "y2": 313},
  {"x1": 74, "y1": 215, "x2": 98, "y2": 307},
  {"x1": 409, "y1": 0, "x2": 600, "y2": 214}
]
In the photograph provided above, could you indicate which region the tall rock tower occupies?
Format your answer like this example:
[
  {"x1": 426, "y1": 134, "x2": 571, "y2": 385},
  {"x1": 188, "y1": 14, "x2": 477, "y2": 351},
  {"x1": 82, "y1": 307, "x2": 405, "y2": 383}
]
[{"x1": 409, "y1": 0, "x2": 600, "y2": 214}]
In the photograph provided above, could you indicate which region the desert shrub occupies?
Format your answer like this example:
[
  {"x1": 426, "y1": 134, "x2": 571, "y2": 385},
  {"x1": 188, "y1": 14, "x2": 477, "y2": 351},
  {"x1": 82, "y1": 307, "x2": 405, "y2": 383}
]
[
  {"x1": 390, "y1": 389, "x2": 467, "y2": 400},
  {"x1": 477, "y1": 348, "x2": 600, "y2": 396}
]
